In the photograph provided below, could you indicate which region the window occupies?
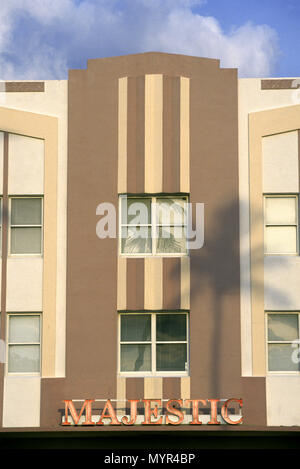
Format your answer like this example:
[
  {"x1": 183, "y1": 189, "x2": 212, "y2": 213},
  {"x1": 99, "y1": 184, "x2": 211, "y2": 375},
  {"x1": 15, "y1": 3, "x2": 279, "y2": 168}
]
[
  {"x1": 7, "y1": 314, "x2": 41, "y2": 374},
  {"x1": 10, "y1": 197, "x2": 43, "y2": 254},
  {"x1": 119, "y1": 312, "x2": 189, "y2": 376},
  {"x1": 264, "y1": 195, "x2": 298, "y2": 255},
  {"x1": 267, "y1": 312, "x2": 300, "y2": 372},
  {"x1": 120, "y1": 195, "x2": 187, "y2": 256}
]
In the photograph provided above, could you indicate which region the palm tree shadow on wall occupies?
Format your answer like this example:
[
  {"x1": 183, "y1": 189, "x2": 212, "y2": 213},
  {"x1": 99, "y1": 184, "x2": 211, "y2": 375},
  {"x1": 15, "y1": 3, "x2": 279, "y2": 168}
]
[{"x1": 169, "y1": 198, "x2": 290, "y2": 398}]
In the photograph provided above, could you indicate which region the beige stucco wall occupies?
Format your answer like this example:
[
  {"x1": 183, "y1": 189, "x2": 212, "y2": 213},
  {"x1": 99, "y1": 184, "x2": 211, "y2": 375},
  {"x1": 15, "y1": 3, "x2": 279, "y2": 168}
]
[
  {"x1": 239, "y1": 78, "x2": 300, "y2": 427},
  {"x1": 8, "y1": 134, "x2": 44, "y2": 195},
  {"x1": 265, "y1": 257, "x2": 300, "y2": 310},
  {"x1": 6, "y1": 257, "x2": 43, "y2": 311},
  {"x1": 238, "y1": 78, "x2": 300, "y2": 378},
  {"x1": 3, "y1": 377, "x2": 41, "y2": 428},
  {"x1": 266, "y1": 376, "x2": 300, "y2": 426},
  {"x1": 262, "y1": 131, "x2": 299, "y2": 193},
  {"x1": 0, "y1": 81, "x2": 68, "y2": 378},
  {"x1": 0, "y1": 81, "x2": 67, "y2": 428}
]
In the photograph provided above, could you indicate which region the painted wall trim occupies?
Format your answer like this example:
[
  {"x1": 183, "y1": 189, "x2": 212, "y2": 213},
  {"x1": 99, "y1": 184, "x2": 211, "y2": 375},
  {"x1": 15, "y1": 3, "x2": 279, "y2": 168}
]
[
  {"x1": 0, "y1": 106, "x2": 58, "y2": 378},
  {"x1": 249, "y1": 103, "x2": 300, "y2": 376}
]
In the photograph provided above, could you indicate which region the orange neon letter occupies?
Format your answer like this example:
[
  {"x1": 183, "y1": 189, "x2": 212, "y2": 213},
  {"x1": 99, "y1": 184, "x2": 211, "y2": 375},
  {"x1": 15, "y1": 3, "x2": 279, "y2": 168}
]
[
  {"x1": 142, "y1": 399, "x2": 163, "y2": 425},
  {"x1": 207, "y1": 399, "x2": 221, "y2": 425},
  {"x1": 185, "y1": 399, "x2": 207, "y2": 425},
  {"x1": 97, "y1": 399, "x2": 121, "y2": 426},
  {"x1": 221, "y1": 398, "x2": 243, "y2": 425},
  {"x1": 165, "y1": 399, "x2": 184, "y2": 425},
  {"x1": 121, "y1": 399, "x2": 139, "y2": 425},
  {"x1": 62, "y1": 399, "x2": 95, "y2": 426}
]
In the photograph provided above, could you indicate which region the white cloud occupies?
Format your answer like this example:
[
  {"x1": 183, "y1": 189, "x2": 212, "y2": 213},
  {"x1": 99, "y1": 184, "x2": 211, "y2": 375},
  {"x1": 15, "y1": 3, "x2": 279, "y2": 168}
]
[
  {"x1": 0, "y1": 0, "x2": 280, "y2": 79},
  {"x1": 147, "y1": 9, "x2": 279, "y2": 77}
]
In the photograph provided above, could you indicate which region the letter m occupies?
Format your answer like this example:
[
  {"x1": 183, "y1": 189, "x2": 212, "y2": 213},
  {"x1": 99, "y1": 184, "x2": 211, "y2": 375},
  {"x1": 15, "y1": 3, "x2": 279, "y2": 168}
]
[
  {"x1": 62, "y1": 399, "x2": 95, "y2": 426},
  {"x1": 149, "y1": 454, "x2": 159, "y2": 464}
]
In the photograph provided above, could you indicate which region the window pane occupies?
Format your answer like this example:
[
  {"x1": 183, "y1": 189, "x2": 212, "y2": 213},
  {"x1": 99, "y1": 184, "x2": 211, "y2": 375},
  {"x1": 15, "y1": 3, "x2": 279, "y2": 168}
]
[
  {"x1": 120, "y1": 344, "x2": 151, "y2": 372},
  {"x1": 268, "y1": 314, "x2": 298, "y2": 341},
  {"x1": 11, "y1": 227, "x2": 42, "y2": 254},
  {"x1": 121, "y1": 226, "x2": 151, "y2": 254},
  {"x1": 156, "y1": 314, "x2": 187, "y2": 342},
  {"x1": 156, "y1": 198, "x2": 186, "y2": 225},
  {"x1": 8, "y1": 345, "x2": 40, "y2": 373},
  {"x1": 156, "y1": 344, "x2": 187, "y2": 372},
  {"x1": 121, "y1": 198, "x2": 151, "y2": 225},
  {"x1": 265, "y1": 226, "x2": 297, "y2": 254},
  {"x1": 11, "y1": 198, "x2": 42, "y2": 225},
  {"x1": 156, "y1": 226, "x2": 186, "y2": 253},
  {"x1": 9, "y1": 316, "x2": 40, "y2": 343},
  {"x1": 265, "y1": 197, "x2": 296, "y2": 225},
  {"x1": 121, "y1": 315, "x2": 151, "y2": 342},
  {"x1": 268, "y1": 344, "x2": 299, "y2": 372}
]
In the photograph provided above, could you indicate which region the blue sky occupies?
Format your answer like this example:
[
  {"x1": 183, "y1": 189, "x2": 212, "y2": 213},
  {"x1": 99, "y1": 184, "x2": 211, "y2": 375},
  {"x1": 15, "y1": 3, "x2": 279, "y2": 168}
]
[
  {"x1": 0, "y1": 0, "x2": 299, "y2": 79},
  {"x1": 197, "y1": 0, "x2": 300, "y2": 77}
]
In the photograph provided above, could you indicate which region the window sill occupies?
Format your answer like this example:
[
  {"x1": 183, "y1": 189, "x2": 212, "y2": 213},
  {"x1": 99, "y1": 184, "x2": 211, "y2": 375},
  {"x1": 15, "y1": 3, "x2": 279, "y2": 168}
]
[
  {"x1": 118, "y1": 373, "x2": 189, "y2": 378},
  {"x1": 7, "y1": 254, "x2": 43, "y2": 258},
  {"x1": 6, "y1": 373, "x2": 41, "y2": 377},
  {"x1": 264, "y1": 253, "x2": 299, "y2": 256},
  {"x1": 119, "y1": 253, "x2": 189, "y2": 258}
]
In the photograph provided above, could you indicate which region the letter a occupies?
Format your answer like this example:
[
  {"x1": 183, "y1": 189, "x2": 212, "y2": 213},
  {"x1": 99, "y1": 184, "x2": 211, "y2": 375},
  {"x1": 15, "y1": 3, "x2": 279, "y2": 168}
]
[{"x1": 97, "y1": 399, "x2": 121, "y2": 426}]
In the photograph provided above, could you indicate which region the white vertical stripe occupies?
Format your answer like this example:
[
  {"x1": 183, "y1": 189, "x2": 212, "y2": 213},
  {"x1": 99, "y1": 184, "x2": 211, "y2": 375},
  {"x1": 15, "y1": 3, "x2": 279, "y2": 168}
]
[
  {"x1": 144, "y1": 377, "x2": 163, "y2": 399},
  {"x1": 118, "y1": 77, "x2": 127, "y2": 194},
  {"x1": 238, "y1": 81, "x2": 253, "y2": 376},
  {"x1": 180, "y1": 77, "x2": 190, "y2": 193},
  {"x1": 145, "y1": 74, "x2": 163, "y2": 193}
]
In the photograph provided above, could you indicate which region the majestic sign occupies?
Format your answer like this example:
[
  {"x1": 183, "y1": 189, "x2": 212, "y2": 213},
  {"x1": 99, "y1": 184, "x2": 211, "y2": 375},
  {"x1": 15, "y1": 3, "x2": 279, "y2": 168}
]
[{"x1": 62, "y1": 398, "x2": 243, "y2": 426}]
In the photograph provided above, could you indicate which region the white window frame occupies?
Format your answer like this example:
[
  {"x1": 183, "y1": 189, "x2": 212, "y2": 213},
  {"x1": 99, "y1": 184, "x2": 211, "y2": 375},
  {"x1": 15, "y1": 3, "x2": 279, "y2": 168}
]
[
  {"x1": 119, "y1": 195, "x2": 189, "y2": 257},
  {"x1": 6, "y1": 313, "x2": 42, "y2": 376},
  {"x1": 8, "y1": 196, "x2": 43, "y2": 257},
  {"x1": 118, "y1": 311, "x2": 189, "y2": 377},
  {"x1": 265, "y1": 311, "x2": 300, "y2": 375},
  {"x1": 264, "y1": 194, "x2": 299, "y2": 256}
]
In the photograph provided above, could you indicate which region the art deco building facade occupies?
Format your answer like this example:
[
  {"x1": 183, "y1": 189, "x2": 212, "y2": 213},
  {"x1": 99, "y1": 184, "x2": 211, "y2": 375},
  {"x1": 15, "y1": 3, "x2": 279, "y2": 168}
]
[{"x1": 0, "y1": 52, "x2": 300, "y2": 436}]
